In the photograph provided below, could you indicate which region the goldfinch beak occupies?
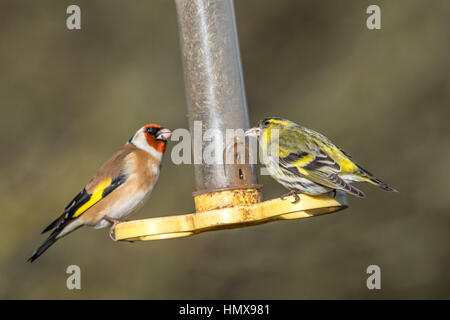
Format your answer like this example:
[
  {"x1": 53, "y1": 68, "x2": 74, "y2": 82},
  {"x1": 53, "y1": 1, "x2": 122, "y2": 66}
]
[
  {"x1": 245, "y1": 127, "x2": 261, "y2": 137},
  {"x1": 156, "y1": 128, "x2": 172, "y2": 141}
]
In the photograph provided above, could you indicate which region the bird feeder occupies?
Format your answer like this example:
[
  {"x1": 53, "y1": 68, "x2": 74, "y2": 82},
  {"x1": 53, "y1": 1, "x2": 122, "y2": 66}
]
[{"x1": 114, "y1": 0, "x2": 347, "y2": 242}]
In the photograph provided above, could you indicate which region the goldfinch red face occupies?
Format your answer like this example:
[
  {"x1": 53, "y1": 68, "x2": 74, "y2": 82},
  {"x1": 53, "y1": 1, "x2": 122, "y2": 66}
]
[{"x1": 130, "y1": 124, "x2": 172, "y2": 155}]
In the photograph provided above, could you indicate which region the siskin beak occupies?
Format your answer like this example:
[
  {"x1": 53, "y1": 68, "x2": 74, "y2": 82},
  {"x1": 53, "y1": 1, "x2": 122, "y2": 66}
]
[
  {"x1": 245, "y1": 127, "x2": 261, "y2": 138},
  {"x1": 156, "y1": 128, "x2": 172, "y2": 141}
]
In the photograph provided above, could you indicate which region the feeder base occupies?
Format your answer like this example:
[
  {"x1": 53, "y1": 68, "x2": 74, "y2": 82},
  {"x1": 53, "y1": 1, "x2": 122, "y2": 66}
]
[{"x1": 114, "y1": 191, "x2": 348, "y2": 242}]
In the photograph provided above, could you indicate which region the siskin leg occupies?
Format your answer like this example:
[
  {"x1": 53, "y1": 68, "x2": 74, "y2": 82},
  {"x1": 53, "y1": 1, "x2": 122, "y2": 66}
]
[{"x1": 281, "y1": 190, "x2": 300, "y2": 204}]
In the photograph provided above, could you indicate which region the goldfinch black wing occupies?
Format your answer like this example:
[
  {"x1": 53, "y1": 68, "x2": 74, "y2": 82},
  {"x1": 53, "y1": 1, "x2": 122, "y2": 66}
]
[
  {"x1": 41, "y1": 173, "x2": 127, "y2": 234},
  {"x1": 28, "y1": 147, "x2": 134, "y2": 263},
  {"x1": 41, "y1": 147, "x2": 134, "y2": 234},
  {"x1": 29, "y1": 175, "x2": 126, "y2": 262}
]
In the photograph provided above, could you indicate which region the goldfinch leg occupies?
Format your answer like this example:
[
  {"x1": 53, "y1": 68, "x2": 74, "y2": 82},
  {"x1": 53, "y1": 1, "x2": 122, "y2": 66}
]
[
  {"x1": 281, "y1": 190, "x2": 300, "y2": 204},
  {"x1": 103, "y1": 216, "x2": 123, "y2": 241}
]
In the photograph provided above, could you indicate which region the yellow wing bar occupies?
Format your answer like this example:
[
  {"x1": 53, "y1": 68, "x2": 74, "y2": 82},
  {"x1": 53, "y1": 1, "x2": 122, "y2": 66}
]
[
  {"x1": 114, "y1": 191, "x2": 347, "y2": 242},
  {"x1": 73, "y1": 178, "x2": 112, "y2": 218}
]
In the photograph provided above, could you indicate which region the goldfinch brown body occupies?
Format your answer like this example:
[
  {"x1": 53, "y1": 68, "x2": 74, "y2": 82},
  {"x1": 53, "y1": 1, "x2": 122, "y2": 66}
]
[
  {"x1": 246, "y1": 117, "x2": 396, "y2": 200},
  {"x1": 28, "y1": 124, "x2": 172, "y2": 262}
]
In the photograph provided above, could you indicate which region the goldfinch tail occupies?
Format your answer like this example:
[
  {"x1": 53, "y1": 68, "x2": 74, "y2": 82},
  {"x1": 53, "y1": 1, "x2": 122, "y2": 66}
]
[
  {"x1": 28, "y1": 223, "x2": 72, "y2": 262},
  {"x1": 28, "y1": 227, "x2": 62, "y2": 263}
]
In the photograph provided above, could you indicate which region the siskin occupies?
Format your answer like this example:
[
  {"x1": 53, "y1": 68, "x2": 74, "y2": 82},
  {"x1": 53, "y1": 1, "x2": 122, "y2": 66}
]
[{"x1": 245, "y1": 117, "x2": 396, "y2": 202}]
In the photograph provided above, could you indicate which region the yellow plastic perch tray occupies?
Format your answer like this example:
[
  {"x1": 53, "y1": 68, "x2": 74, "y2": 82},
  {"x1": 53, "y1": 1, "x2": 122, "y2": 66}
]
[{"x1": 114, "y1": 191, "x2": 348, "y2": 242}]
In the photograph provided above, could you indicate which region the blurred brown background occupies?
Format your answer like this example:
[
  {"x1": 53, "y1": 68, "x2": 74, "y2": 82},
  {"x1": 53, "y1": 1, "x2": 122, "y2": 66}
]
[{"x1": 0, "y1": 0, "x2": 449, "y2": 299}]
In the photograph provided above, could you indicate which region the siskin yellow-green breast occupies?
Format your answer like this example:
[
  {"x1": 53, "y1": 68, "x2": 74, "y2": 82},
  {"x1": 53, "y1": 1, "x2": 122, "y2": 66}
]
[{"x1": 245, "y1": 117, "x2": 397, "y2": 199}]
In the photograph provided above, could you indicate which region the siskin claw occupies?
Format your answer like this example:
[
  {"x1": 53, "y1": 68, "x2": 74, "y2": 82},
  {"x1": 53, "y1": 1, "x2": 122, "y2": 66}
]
[{"x1": 281, "y1": 190, "x2": 301, "y2": 204}]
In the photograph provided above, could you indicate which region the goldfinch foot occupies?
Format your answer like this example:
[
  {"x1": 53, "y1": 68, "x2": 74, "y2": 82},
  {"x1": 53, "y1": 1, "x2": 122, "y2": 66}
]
[
  {"x1": 104, "y1": 216, "x2": 123, "y2": 241},
  {"x1": 281, "y1": 190, "x2": 301, "y2": 204}
]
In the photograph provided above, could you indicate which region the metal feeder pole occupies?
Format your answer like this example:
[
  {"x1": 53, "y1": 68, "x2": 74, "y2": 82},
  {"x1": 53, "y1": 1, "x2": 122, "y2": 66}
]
[{"x1": 175, "y1": 0, "x2": 261, "y2": 212}]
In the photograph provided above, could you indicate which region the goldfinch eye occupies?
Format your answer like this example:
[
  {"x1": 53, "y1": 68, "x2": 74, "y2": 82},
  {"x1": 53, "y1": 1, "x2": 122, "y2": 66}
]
[
  {"x1": 264, "y1": 120, "x2": 270, "y2": 126},
  {"x1": 145, "y1": 127, "x2": 157, "y2": 135}
]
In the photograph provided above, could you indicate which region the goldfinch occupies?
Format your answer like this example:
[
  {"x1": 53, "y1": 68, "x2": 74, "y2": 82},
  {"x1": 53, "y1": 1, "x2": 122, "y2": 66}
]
[
  {"x1": 28, "y1": 124, "x2": 172, "y2": 262},
  {"x1": 246, "y1": 117, "x2": 396, "y2": 202}
]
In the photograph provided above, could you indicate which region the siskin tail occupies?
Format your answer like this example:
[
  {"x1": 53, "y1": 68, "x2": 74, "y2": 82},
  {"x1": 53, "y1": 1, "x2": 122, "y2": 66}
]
[
  {"x1": 354, "y1": 166, "x2": 397, "y2": 193},
  {"x1": 366, "y1": 176, "x2": 397, "y2": 192}
]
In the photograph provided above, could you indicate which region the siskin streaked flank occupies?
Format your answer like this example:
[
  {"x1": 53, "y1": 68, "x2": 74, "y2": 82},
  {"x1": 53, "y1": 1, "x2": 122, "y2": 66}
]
[{"x1": 246, "y1": 117, "x2": 397, "y2": 202}]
